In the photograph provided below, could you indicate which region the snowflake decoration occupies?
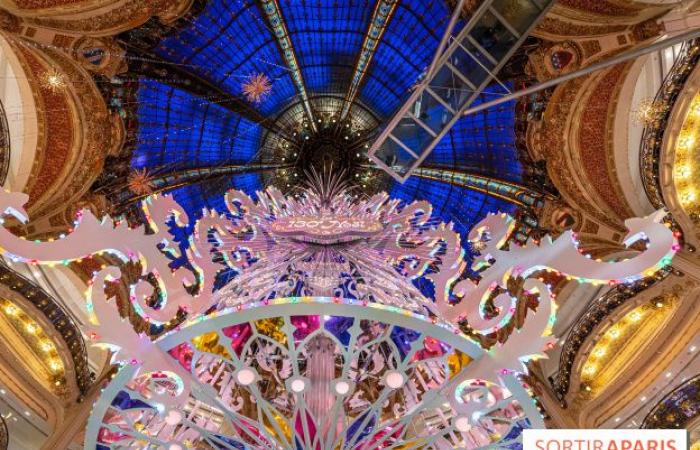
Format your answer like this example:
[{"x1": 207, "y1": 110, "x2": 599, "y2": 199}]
[
  {"x1": 242, "y1": 73, "x2": 272, "y2": 104},
  {"x1": 127, "y1": 168, "x2": 154, "y2": 196},
  {"x1": 40, "y1": 69, "x2": 67, "y2": 93},
  {"x1": 633, "y1": 98, "x2": 663, "y2": 125}
]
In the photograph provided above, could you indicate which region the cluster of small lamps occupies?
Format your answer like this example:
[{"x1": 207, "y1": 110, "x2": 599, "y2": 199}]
[{"x1": 0, "y1": 300, "x2": 64, "y2": 383}]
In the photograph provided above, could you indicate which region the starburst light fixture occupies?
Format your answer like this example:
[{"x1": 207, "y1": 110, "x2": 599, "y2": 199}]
[
  {"x1": 0, "y1": 177, "x2": 678, "y2": 449},
  {"x1": 41, "y1": 69, "x2": 67, "y2": 93},
  {"x1": 127, "y1": 168, "x2": 154, "y2": 196},
  {"x1": 242, "y1": 72, "x2": 273, "y2": 104},
  {"x1": 632, "y1": 98, "x2": 663, "y2": 125}
]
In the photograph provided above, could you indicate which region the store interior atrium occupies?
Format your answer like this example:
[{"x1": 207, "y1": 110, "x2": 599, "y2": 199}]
[{"x1": 0, "y1": 0, "x2": 698, "y2": 448}]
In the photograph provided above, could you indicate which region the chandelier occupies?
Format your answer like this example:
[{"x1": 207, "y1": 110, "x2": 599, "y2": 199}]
[{"x1": 0, "y1": 177, "x2": 677, "y2": 449}]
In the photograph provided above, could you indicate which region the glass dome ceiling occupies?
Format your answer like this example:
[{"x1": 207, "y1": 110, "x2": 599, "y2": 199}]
[{"x1": 125, "y1": 0, "x2": 531, "y2": 236}]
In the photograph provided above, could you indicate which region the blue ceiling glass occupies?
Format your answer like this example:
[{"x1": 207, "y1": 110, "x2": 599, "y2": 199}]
[
  {"x1": 168, "y1": 173, "x2": 262, "y2": 220},
  {"x1": 133, "y1": 79, "x2": 263, "y2": 171},
  {"x1": 132, "y1": 0, "x2": 526, "y2": 237},
  {"x1": 279, "y1": 0, "x2": 373, "y2": 94},
  {"x1": 390, "y1": 176, "x2": 517, "y2": 238},
  {"x1": 427, "y1": 87, "x2": 523, "y2": 182},
  {"x1": 359, "y1": 1, "x2": 453, "y2": 117},
  {"x1": 155, "y1": 0, "x2": 297, "y2": 116}
]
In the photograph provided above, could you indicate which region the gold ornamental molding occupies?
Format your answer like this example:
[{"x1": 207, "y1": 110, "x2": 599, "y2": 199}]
[
  {"x1": 529, "y1": 61, "x2": 635, "y2": 234},
  {"x1": 1, "y1": 34, "x2": 118, "y2": 231},
  {"x1": 573, "y1": 280, "x2": 700, "y2": 427},
  {"x1": 1, "y1": 0, "x2": 194, "y2": 36}
]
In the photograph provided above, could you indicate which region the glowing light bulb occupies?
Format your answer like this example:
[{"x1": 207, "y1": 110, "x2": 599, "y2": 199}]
[
  {"x1": 40, "y1": 341, "x2": 54, "y2": 352},
  {"x1": 454, "y1": 416, "x2": 471, "y2": 432},
  {"x1": 679, "y1": 133, "x2": 696, "y2": 150},
  {"x1": 385, "y1": 371, "x2": 405, "y2": 389},
  {"x1": 681, "y1": 189, "x2": 697, "y2": 204},
  {"x1": 48, "y1": 359, "x2": 62, "y2": 372},
  {"x1": 676, "y1": 165, "x2": 692, "y2": 179},
  {"x1": 290, "y1": 378, "x2": 306, "y2": 393},
  {"x1": 165, "y1": 410, "x2": 183, "y2": 426},
  {"x1": 334, "y1": 381, "x2": 350, "y2": 395},
  {"x1": 236, "y1": 368, "x2": 255, "y2": 386}
]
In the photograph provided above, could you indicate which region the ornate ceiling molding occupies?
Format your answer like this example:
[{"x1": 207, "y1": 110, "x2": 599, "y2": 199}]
[
  {"x1": 4, "y1": 36, "x2": 118, "y2": 231},
  {"x1": 4, "y1": 0, "x2": 194, "y2": 36},
  {"x1": 640, "y1": 39, "x2": 700, "y2": 211},
  {"x1": 0, "y1": 415, "x2": 6, "y2": 450},
  {"x1": 0, "y1": 98, "x2": 10, "y2": 186},
  {"x1": 643, "y1": 40, "x2": 700, "y2": 247},
  {"x1": 105, "y1": 163, "x2": 290, "y2": 210},
  {"x1": 529, "y1": 63, "x2": 632, "y2": 233},
  {"x1": 573, "y1": 62, "x2": 636, "y2": 220},
  {"x1": 340, "y1": 0, "x2": 398, "y2": 120},
  {"x1": 574, "y1": 287, "x2": 700, "y2": 428},
  {"x1": 257, "y1": 0, "x2": 316, "y2": 127},
  {"x1": 535, "y1": 16, "x2": 628, "y2": 39},
  {"x1": 533, "y1": 0, "x2": 669, "y2": 40}
]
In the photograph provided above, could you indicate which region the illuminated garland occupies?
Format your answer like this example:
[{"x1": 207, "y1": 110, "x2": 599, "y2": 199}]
[{"x1": 0, "y1": 185, "x2": 677, "y2": 449}]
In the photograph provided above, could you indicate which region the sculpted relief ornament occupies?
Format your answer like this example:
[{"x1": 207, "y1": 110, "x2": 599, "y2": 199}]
[{"x1": 0, "y1": 183, "x2": 677, "y2": 449}]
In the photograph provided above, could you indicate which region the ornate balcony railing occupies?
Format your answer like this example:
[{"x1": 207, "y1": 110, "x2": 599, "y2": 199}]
[
  {"x1": 640, "y1": 39, "x2": 700, "y2": 210},
  {"x1": 0, "y1": 263, "x2": 93, "y2": 396},
  {"x1": 0, "y1": 99, "x2": 9, "y2": 186},
  {"x1": 549, "y1": 268, "x2": 671, "y2": 405},
  {"x1": 643, "y1": 374, "x2": 700, "y2": 428},
  {"x1": 0, "y1": 415, "x2": 7, "y2": 450}
]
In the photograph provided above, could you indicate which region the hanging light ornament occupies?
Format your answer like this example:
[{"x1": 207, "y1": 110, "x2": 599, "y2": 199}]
[
  {"x1": 633, "y1": 97, "x2": 663, "y2": 125},
  {"x1": 40, "y1": 69, "x2": 67, "y2": 93},
  {"x1": 0, "y1": 179, "x2": 678, "y2": 449},
  {"x1": 127, "y1": 168, "x2": 154, "y2": 196},
  {"x1": 242, "y1": 72, "x2": 272, "y2": 104}
]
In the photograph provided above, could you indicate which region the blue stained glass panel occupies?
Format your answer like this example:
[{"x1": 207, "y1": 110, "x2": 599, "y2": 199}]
[
  {"x1": 133, "y1": 79, "x2": 263, "y2": 171},
  {"x1": 134, "y1": 0, "x2": 528, "y2": 237},
  {"x1": 155, "y1": 0, "x2": 296, "y2": 115},
  {"x1": 390, "y1": 176, "x2": 517, "y2": 239},
  {"x1": 360, "y1": 1, "x2": 452, "y2": 118},
  {"x1": 167, "y1": 172, "x2": 262, "y2": 220}
]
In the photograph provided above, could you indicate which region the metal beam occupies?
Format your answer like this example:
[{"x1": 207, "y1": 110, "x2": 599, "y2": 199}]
[
  {"x1": 425, "y1": 0, "x2": 469, "y2": 80},
  {"x1": 458, "y1": 27, "x2": 700, "y2": 117},
  {"x1": 371, "y1": 26, "x2": 700, "y2": 183},
  {"x1": 412, "y1": 167, "x2": 546, "y2": 209},
  {"x1": 114, "y1": 164, "x2": 289, "y2": 206},
  {"x1": 368, "y1": 0, "x2": 554, "y2": 182},
  {"x1": 257, "y1": 0, "x2": 317, "y2": 131},
  {"x1": 340, "y1": 0, "x2": 399, "y2": 120}
]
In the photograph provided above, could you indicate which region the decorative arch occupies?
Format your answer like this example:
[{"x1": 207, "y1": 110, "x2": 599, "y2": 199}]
[
  {"x1": 1, "y1": 0, "x2": 193, "y2": 36},
  {"x1": 0, "y1": 34, "x2": 120, "y2": 234},
  {"x1": 529, "y1": 61, "x2": 636, "y2": 238}
]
